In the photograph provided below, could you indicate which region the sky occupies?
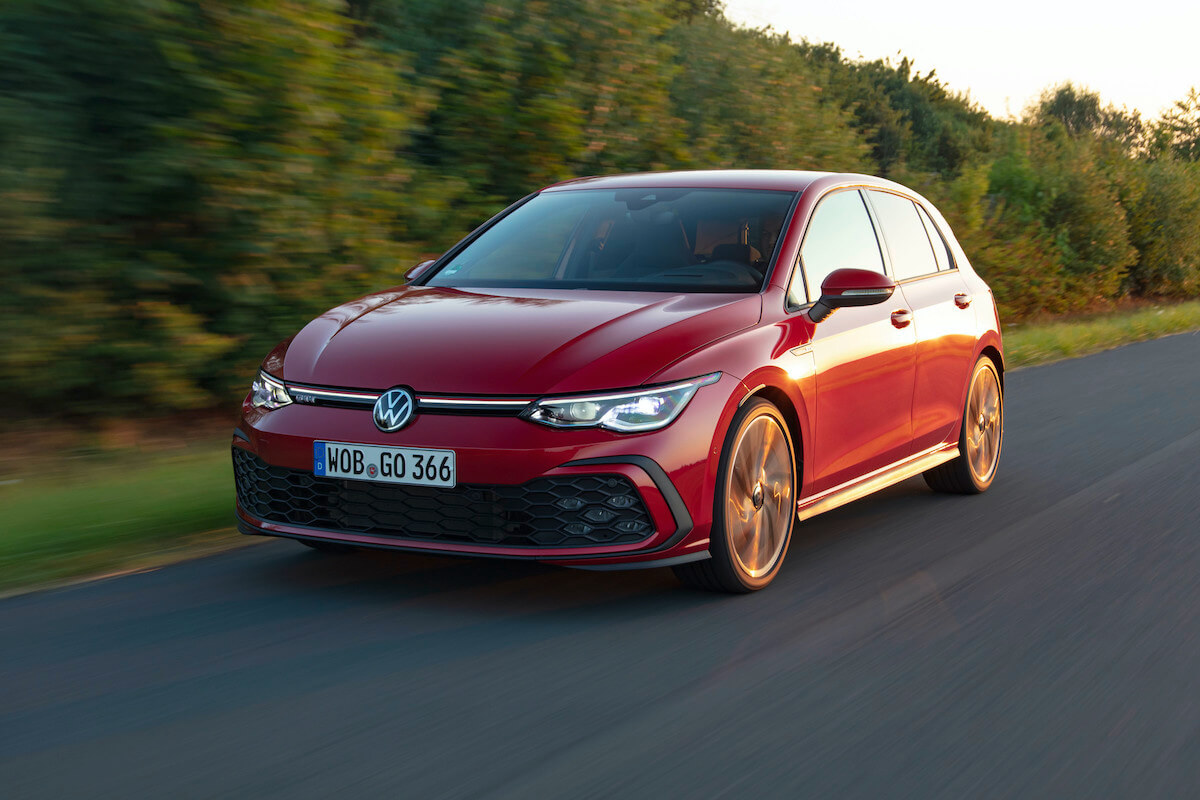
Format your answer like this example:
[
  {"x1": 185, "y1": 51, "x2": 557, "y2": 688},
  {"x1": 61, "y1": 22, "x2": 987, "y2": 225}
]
[{"x1": 722, "y1": 0, "x2": 1199, "y2": 121}]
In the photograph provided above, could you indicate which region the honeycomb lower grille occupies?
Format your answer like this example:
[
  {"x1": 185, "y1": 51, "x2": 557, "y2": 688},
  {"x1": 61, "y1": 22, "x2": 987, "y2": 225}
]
[{"x1": 233, "y1": 448, "x2": 655, "y2": 548}]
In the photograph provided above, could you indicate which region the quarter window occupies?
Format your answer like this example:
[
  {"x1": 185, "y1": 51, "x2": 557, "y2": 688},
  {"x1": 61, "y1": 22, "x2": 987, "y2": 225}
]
[
  {"x1": 791, "y1": 190, "x2": 885, "y2": 306},
  {"x1": 916, "y1": 204, "x2": 954, "y2": 272},
  {"x1": 868, "y1": 191, "x2": 939, "y2": 281}
]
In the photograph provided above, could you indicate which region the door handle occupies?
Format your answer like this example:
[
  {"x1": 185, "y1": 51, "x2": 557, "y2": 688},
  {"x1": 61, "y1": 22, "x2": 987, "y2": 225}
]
[
  {"x1": 890, "y1": 309, "x2": 913, "y2": 328},
  {"x1": 954, "y1": 293, "x2": 973, "y2": 309}
]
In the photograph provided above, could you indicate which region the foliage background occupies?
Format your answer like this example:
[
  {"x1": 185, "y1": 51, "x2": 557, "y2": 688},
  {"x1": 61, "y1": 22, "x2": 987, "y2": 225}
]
[{"x1": 2, "y1": 0, "x2": 1198, "y2": 420}]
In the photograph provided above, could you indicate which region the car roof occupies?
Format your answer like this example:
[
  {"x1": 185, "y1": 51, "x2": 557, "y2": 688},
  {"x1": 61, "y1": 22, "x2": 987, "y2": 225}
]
[{"x1": 540, "y1": 169, "x2": 903, "y2": 194}]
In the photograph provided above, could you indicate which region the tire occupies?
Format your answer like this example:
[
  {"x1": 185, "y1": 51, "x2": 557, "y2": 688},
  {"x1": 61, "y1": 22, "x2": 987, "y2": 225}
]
[
  {"x1": 924, "y1": 356, "x2": 1003, "y2": 494},
  {"x1": 298, "y1": 538, "x2": 357, "y2": 554},
  {"x1": 673, "y1": 398, "x2": 797, "y2": 593}
]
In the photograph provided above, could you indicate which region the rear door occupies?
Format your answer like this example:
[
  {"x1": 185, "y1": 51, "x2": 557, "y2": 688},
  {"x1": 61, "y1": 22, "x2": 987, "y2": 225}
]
[
  {"x1": 865, "y1": 190, "x2": 976, "y2": 452},
  {"x1": 786, "y1": 189, "x2": 918, "y2": 493}
]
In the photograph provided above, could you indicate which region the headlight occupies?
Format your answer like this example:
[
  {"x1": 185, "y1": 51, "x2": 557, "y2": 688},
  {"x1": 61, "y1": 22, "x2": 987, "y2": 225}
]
[
  {"x1": 522, "y1": 373, "x2": 720, "y2": 433},
  {"x1": 250, "y1": 370, "x2": 292, "y2": 410}
]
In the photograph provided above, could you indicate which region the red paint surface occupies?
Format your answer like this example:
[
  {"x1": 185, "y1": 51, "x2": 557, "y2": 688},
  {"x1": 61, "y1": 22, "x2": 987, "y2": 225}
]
[{"x1": 237, "y1": 170, "x2": 1003, "y2": 566}]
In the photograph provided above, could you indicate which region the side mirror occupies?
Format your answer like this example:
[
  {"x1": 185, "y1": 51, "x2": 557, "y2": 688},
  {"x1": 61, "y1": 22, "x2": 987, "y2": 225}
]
[
  {"x1": 808, "y1": 268, "x2": 896, "y2": 324},
  {"x1": 405, "y1": 260, "x2": 436, "y2": 283}
]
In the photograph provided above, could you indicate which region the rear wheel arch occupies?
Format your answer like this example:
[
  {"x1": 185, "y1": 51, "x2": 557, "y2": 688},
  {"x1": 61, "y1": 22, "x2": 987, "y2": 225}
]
[
  {"x1": 925, "y1": 355, "x2": 1004, "y2": 494},
  {"x1": 980, "y1": 345, "x2": 1004, "y2": 388},
  {"x1": 949, "y1": 344, "x2": 1004, "y2": 449}
]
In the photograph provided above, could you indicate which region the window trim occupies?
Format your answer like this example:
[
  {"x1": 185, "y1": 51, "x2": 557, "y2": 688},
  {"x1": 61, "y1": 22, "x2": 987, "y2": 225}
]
[
  {"x1": 755, "y1": 190, "x2": 804, "y2": 290},
  {"x1": 863, "y1": 189, "x2": 941, "y2": 284},
  {"x1": 784, "y1": 187, "x2": 888, "y2": 313},
  {"x1": 915, "y1": 202, "x2": 958, "y2": 274},
  {"x1": 412, "y1": 191, "x2": 541, "y2": 286},
  {"x1": 863, "y1": 189, "x2": 962, "y2": 285}
]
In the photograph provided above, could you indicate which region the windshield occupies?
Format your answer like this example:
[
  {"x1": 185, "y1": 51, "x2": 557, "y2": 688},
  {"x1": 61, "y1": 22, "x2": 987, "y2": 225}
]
[{"x1": 425, "y1": 188, "x2": 796, "y2": 292}]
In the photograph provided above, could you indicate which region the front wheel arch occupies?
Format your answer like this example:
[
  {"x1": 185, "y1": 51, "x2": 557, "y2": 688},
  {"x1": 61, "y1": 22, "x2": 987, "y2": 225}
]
[{"x1": 741, "y1": 384, "x2": 805, "y2": 483}]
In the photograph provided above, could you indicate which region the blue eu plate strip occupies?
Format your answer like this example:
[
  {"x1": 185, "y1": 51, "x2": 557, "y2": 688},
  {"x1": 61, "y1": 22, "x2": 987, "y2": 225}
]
[{"x1": 313, "y1": 441, "x2": 327, "y2": 475}]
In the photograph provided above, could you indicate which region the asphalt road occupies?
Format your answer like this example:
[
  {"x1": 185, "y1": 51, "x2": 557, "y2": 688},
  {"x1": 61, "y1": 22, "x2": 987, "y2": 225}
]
[{"x1": 4, "y1": 333, "x2": 1200, "y2": 799}]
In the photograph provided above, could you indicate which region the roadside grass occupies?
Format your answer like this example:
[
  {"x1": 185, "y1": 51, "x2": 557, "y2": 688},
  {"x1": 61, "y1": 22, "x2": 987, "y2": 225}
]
[
  {"x1": 2, "y1": 300, "x2": 1200, "y2": 594},
  {"x1": 1004, "y1": 300, "x2": 1200, "y2": 368},
  {"x1": 0, "y1": 442, "x2": 243, "y2": 593}
]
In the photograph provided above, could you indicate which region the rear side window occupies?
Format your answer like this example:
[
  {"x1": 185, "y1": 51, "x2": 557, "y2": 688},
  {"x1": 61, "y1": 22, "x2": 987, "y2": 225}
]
[
  {"x1": 916, "y1": 204, "x2": 955, "y2": 272},
  {"x1": 867, "y1": 191, "x2": 938, "y2": 281},
  {"x1": 791, "y1": 190, "x2": 885, "y2": 306}
]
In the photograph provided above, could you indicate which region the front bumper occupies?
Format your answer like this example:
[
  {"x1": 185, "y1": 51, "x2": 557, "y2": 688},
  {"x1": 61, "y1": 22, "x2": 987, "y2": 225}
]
[{"x1": 233, "y1": 373, "x2": 745, "y2": 566}]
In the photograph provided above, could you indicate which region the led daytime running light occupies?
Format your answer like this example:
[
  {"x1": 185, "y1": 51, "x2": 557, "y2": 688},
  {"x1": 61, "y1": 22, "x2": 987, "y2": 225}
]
[{"x1": 523, "y1": 373, "x2": 720, "y2": 433}]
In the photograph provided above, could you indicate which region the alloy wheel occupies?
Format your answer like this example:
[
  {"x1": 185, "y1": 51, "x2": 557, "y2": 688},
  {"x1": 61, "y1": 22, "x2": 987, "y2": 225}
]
[
  {"x1": 725, "y1": 414, "x2": 794, "y2": 578},
  {"x1": 965, "y1": 363, "x2": 1002, "y2": 484}
]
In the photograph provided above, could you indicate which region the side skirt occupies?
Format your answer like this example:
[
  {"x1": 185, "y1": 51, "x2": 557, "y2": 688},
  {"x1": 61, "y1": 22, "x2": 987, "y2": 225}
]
[{"x1": 796, "y1": 443, "x2": 960, "y2": 523}]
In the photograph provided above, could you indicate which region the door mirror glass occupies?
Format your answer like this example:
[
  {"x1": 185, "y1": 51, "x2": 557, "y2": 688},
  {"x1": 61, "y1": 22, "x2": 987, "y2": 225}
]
[{"x1": 808, "y1": 268, "x2": 896, "y2": 323}]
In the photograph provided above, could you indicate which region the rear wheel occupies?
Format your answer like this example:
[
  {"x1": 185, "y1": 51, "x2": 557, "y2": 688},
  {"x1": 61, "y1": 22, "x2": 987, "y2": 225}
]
[
  {"x1": 673, "y1": 398, "x2": 796, "y2": 593},
  {"x1": 924, "y1": 357, "x2": 1003, "y2": 494}
]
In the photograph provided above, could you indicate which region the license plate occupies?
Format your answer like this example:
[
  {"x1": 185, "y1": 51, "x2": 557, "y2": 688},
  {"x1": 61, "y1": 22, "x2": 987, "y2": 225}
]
[{"x1": 314, "y1": 441, "x2": 455, "y2": 488}]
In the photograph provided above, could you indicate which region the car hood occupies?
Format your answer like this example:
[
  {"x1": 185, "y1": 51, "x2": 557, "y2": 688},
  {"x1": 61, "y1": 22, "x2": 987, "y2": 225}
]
[{"x1": 276, "y1": 286, "x2": 761, "y2": 394}]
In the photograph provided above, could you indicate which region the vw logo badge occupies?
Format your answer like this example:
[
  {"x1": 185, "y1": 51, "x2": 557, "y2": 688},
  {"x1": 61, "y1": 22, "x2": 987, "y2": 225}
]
[{"x1": 373, "y1": 387, "x2": 415, "y2": 432}]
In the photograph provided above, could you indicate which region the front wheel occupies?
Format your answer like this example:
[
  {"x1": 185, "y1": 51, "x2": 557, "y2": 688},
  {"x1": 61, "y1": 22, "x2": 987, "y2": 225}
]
[
  {"x1": 924, "y1": 357, "x2": 1004, "y2": 494},
  {"x1": 673, "y1": 398, "x2": 797, "y2": 593}
]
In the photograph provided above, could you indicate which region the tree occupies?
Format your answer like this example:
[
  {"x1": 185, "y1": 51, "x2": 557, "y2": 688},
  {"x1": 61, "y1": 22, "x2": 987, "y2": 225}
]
[
  {"x1": 1124, "y1": 159, "x2": 1200, "y2": 294},
  {"x1": 796, "y1": 44, "x2": 994, "y2": 177},
  {"x1": 1159, "y1": 88, "x2": 1200, "y2": 162},
  {"x1": 0, "y1": 0, "x2": 419, "y2": 416},
  {"x1": 1035, "y1": 83, "x2": 1103, "y2": 137},
  {"x1": 665, "y1": 0, "x2": 723, "y2": 21}
]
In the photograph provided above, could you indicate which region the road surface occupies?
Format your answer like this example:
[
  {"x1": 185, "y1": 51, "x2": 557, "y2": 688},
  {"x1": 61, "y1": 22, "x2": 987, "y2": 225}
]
[{"x1": 3, "y1": 332, "x2": 1200, "y2": 798}]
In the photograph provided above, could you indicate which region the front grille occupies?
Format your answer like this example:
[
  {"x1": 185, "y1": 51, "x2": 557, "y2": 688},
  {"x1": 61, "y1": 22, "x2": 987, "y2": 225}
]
[
  {"x1": 233, "y1": 448, "x2": 655, "y2": 548},
  {"x1": 283, "y1": 381, "x2": 532, "y2": 415}
]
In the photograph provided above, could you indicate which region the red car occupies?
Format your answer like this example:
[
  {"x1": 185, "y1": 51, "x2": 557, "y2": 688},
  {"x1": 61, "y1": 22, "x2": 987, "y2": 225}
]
[{"x1": 233, "y1": 170, "x2": 1004, "y2": 592}]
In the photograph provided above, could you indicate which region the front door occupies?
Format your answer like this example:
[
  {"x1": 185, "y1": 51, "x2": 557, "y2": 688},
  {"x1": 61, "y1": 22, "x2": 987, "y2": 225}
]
[{"x1": 786, "y1": 189, "x2": 917, "y2": 494}]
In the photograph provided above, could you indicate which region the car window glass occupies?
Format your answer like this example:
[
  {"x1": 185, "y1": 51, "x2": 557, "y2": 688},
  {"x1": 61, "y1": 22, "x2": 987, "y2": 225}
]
[
  {"x1": 440, "y1": 197, "x2": 590, "y2": 281},
  {"x1": 428, "y1": 188, "x2": 796, "y2": 293},
  {"x1": 792, "y1": 190, "x2": 884, "y2": 305},
  {"x1": 868, "y1": 191, "x2": 939, "y2": 281},
  {"x1": 916, "y1": 204, "x2": 954, "y2": 271}
]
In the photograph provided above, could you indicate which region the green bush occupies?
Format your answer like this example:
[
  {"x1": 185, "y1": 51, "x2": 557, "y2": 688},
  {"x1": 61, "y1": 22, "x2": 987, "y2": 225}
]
[
  {"x1": 1124, "y1": 159, "x2": 1200, "y2": 295},
  {"x1": 1, "y1": 1, "x2": 1198, "y2": 422},
  {"x1": 0, "y1": 0, "x2": 418, "y2": 417}
]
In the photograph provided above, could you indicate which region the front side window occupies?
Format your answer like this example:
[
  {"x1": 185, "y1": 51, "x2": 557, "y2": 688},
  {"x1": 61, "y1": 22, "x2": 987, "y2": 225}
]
[
  {"x1": 426, "y1": 188, "x2": 796, "y2": 293},
  {"x1": 868, "y1": 191, "x2": 939, "y2": 281},
  {"x1": 790, "y1": 190, "x2": 885, "y2": 306}
]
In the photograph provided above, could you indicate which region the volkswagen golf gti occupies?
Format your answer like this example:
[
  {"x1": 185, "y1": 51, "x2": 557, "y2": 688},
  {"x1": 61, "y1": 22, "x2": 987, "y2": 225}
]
[{"x1": 233, "y1": 170, "x2": 1004, "y2": 592}]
